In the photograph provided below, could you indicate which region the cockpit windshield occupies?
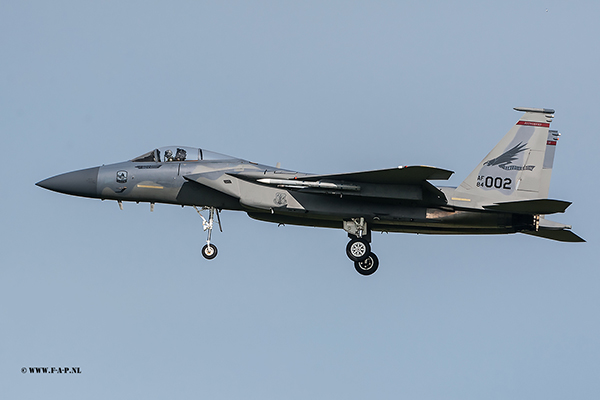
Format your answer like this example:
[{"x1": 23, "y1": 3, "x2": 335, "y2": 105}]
[
  {"x1": 131, "y1": 150, "x2": 158, "y2": 162},
  {"x1": 131, "y1": 146, "x2": 236, "y2": 162}
]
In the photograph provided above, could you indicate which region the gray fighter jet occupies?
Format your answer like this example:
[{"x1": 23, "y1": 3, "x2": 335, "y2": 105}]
[{"x1": 37, "y1": 107, "x2": 584, "y2": 275}]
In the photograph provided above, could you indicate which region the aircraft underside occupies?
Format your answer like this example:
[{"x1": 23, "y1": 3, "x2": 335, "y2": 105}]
[{"x1": 246, "y1": 209, "x2": 527, "y2": 236}]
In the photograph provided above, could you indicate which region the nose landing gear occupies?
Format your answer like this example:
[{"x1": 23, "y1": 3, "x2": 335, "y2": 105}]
[{"x1": 194, "y1": 206, "x2": 222, "y2": 260}]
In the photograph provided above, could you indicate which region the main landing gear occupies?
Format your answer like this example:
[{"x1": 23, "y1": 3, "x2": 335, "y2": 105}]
[
  {"x1": 354, "y1": 253, "x2": 379, "y2": 276},
  {"x1": 344, "y1": 218, "x2": 379, "y2": 276},
  {"x1": 194, "y1": 206, "x2": 222, "y2": 260}
]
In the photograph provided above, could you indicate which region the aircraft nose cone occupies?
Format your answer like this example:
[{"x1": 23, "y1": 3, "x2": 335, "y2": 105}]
[{"x1": 36, "y1": 167, "x2": 100, "y2": 198}]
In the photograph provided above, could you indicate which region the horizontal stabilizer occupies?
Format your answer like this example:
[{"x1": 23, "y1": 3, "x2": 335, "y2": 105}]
[
  {"x1": 522, "y1": 229, "x2": 586, "y2": 242},
  {"x1": 482, "y1": 199, "x2": 571, "y2": 214},
  {"x1": 301, "y1": 166, "x2": 453, "y2": 184}
]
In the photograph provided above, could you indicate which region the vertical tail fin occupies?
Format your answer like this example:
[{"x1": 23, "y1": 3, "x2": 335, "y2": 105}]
[
  {"x1": 539, "y1": 129, "x2": 560, "y2": 198},
  {"x1": 455, "y1": 107, "x2": 559, "y2": 202}
]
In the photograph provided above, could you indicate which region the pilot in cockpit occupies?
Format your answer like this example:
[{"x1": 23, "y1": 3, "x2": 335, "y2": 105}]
[
  {"x1": 164, "y1": 149, "x2": 174, "y2": 162},
  {"x1": 175, "y1": 148, "x2": 187, "y2": 161}
]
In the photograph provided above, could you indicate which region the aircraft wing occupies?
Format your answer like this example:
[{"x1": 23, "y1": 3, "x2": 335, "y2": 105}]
[
  {"x1": 299, "y1": 165, "x2": 454, "y2": 184},
  {"x1": 228, "y1": 165, "x2": 453, "y2": 204}
]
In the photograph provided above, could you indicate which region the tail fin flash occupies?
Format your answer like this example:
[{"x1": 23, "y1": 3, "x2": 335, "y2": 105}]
[{"x1": 456, "y1": 107, "x2": 558, "y2": 202}]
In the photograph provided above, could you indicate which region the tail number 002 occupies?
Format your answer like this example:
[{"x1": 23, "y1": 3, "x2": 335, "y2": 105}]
[{"x1": 477, "y1": 176, "x2": 512, "y2": 190}]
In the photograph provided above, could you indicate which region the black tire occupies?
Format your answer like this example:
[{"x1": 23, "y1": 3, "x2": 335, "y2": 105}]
[
  {"x1": 354, "y1": 253, "x2": 379, "y2": 276},
  {"x1": 346, "y1": 238, "x2": 371, "y2": 262},
  {"x1": 201, "y1": 244, "x2": 218, "y2": 260}
]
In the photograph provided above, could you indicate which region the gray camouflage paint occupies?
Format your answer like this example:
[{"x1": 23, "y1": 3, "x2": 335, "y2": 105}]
[{"x1": 36, "y1": 108, "x2": 584, "y2": 270}]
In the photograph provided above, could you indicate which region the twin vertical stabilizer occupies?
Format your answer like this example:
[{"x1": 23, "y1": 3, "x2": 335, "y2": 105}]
[{"x1": 454, "y1": 108, "x2": 559, "y2": 203}]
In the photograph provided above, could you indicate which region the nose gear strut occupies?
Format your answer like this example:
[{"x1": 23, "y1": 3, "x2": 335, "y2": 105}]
[{"x1": 194, "y1": 206, "x2": 222, "y2": 260}]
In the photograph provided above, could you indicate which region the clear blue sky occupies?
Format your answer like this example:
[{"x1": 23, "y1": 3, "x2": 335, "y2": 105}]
[{"x1": 2, "y1": 1, "x2": 599, "y2": 399}]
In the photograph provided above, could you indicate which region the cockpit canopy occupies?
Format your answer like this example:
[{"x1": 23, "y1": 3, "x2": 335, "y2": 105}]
[{"x1": 131, "y1": 146, "x2": 235, "y2": 163}]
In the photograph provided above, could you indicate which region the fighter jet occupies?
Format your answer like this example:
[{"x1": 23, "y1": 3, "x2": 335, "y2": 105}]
[{"x1": 37, "y1": 107, "x2": 584, "y2": 275}]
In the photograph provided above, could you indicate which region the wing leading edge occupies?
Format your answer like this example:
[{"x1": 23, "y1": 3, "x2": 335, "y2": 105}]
[{"x1": 299, "y1": 165, "x2": 454, "y2": 184}]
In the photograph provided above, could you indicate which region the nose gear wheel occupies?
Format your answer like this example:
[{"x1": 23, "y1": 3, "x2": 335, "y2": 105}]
[{"x1": 202, "y1": 243, "x2": 218, "y2": 260}]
